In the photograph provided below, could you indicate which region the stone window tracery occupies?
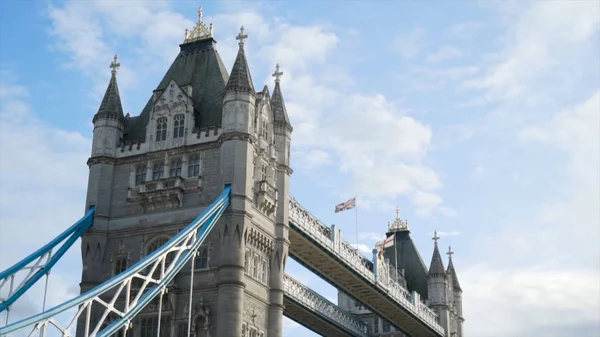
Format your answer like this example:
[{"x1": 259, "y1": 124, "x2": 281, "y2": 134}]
[
  {"x1": 188, "y1": 155, "x2": 200, "y2": 177},
  {"x1": 173, "y1": 114, "x2": 185, "y2": 139},
  {"x1": 170, "y1": 158, "x2": 182, "y2": 177},
  {"x1": 135, "y1": 165, "x2": 146, "y2": 186},
  {"x1": 146, "y1": 237, "x2": 174, "y2": 276},
  {"x1": 155, "y1": 117, "x2": 168, "y2": 142},
  {"x1": 260, "y1": 164, "x2": 267, "y2": 181},
  {"x1": 195, "y1": 246, "x2": 209, "y2": 270},
  {"x1": 152, "y1": 162, "x2": 164, "y2": 180},
  {"x1": 140, "y1": 316, "x2": 170, "y2": 337},
  {"x1": 114, "y1": 258, "x2": 127, "y2": 275}
]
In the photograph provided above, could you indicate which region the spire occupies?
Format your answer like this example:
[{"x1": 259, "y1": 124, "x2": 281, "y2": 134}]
[
  {"x1": 446, "y1": 246, "x2": 462, "y2": 291},
  {"x1": 271, "y1": 63, "x2": 291, "y2": 127},
  {"x1": 224, "y1": 26, "x2": 254, "y2": 94},
  {"x1": 428, "y1": 231, "x2": 446, "y2": 277},
  {"x1": 93, "y1": 55, "x2": 124, "y2": 124}
]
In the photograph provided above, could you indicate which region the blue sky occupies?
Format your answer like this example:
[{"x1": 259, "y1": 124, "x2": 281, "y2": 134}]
[{"x1": 0, "y1": 0, "x2": 598, "y2": 336}]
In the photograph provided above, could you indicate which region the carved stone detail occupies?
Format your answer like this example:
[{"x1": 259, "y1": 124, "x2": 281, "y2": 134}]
[
  {"x1": 244, "y1": 227, "x2": 274, "y2": 255},
  {"x1": 243, "y1": 298, "x2": 267, "y2": 329}
]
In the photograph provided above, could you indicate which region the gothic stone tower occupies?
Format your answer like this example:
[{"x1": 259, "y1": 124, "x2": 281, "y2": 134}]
[
  {"x1": 338, "y1": 212, "x2": 465, "y2": 336},
  {"x1": 79, "y1": 9, "x2": 292, "y2": 337}
]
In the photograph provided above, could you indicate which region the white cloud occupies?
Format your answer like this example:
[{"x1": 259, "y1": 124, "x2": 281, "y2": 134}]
[
  {"x1": 294, "y1": 149, "x2": 332, "y2": 171},
  {"x1": 395, "y1": 28, "x2": 425, "y2": 59},
  {"x1": 450, "y1": 21, "x2": 485, "y2": 38},
  {"x1": 463, "y1": 1, "x2": 600, "y2": 103},
  {"x1": 0, "y1": 78, "x2": 90, "y2": 332},
  {"x1": 436, "y1": 231, "x2": 460, "y2": 238},
  {"x1": 426, "y1": 46, "x2": 466, "y2": 63},
  {"x1": 462, "y1": 264, "x2": 600, "y2": 337}
]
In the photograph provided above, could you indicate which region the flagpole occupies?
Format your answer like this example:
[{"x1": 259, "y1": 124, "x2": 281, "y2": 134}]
[
  {"x1": 394, "y1": 231, "x2": 398, "y2": 282},
  {"x1": 355, "y1": 197, "x2": 359, "y2": 251}
]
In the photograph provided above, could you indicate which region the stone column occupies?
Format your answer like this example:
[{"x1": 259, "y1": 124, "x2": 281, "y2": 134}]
[{"x1": 215, "y1": 217, "x2": 246, "y2": 337}]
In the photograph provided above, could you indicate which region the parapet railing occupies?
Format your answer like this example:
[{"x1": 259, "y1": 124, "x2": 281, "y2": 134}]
[
  {"x1": 288, "y1": 196, "x2": 445, "y2": 336},
  {"x1": 283, "y1": 274, "x2": 369, "y2": 337}
]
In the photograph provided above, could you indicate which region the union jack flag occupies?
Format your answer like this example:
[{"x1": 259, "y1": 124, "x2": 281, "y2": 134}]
[
  {"x1": 375, "y1": 235, "x2": 395, "y2": 250},
  {"x1": 335, "y1": 197, "x2": 356, "y2": 213}
]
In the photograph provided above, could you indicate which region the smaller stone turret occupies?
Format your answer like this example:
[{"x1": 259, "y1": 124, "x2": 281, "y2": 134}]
[
  {"x1": 446, "y1": 246, "x2": 464, "y2": 337},
  {"x1": 427, "y1": 231, "x2": 450, "y2": 335},
  {"x1": 91, "y1": 55, "x2": 125, "y2": 158}
]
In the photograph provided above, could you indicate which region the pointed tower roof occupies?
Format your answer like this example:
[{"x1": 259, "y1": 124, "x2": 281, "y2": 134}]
[
  {"x1": 224, "y1": 26, "x2": 255, "y2": 94},
  {"x1": 122, "y1": 8, "x2": 230, "y2": 142},
  {"x1": 270, "y1": 63, "x2": 291, "y2": 128},
  {"x1": 93, "y1": 55, "x2": 124, "y2": 123},
  {"x1": 446, "y1": 246, "x2": 462, "y2": 291},
  {"x1": 427, "y1": 231, "x2": 446, "y2": 278}
]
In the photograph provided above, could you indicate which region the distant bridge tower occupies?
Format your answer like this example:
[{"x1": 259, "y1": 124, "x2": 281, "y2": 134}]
[{"x1": 79, "y1": 8, "x2": 292, "y2": 337}]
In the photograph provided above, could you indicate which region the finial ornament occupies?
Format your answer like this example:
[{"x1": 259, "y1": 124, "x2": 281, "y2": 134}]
[
  {"x1": 388, "y1": 206, "x2": 409, "y2": 232},
  {"x1": 236, "y1": 26, "x2": 248, "y2": 46},
  {"x1": 447, "y1": 246, "x2": 454, "y2": 259},
  {"x1": 432, "y1": 231, "x2": 440, "y2": 245},
  {"x1": 183, "y1": 6, "x2": 214, "y2": 43},
  {"x1": 110, "y1": 55, "x2": 120, "y2": 74},
  {"x1": 272, "y1": 63, "x2": 284, "y2": 82}
]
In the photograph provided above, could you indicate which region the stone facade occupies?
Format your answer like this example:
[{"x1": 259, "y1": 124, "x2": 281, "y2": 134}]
[{"x1": 78, "y1": 12, "x2": 292, "y2": 337}]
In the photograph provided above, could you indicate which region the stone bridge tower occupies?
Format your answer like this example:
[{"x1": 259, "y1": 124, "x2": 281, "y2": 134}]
[{"x1": 79, "y1": 8, "x2": 292, "y2": 337}]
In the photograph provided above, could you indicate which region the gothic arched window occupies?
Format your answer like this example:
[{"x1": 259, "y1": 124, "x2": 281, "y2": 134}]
[
  {"x1": 173, "y1": 114, "x2": 185, "y2": 139},
  {"x1": 195, "y1": 247, "x2": 209, "y2": 269},
  {"x1": 135, "y1": 165, "x2": 146, "y2": 186},
  {"x1": 156, "y1": 117, "x2": 168, "y2": 142},
  {"x1": 188, "y1": 156, "x2": 200, "y2": 177},
  {"x1": 152, "y1": 162, "x2": 164, "y2": 180},
  {"x1": 140, "y1": 316, "x2": 170, "y2": 337},
  {"x1": 170, "y1": 158, "x2": 182, "y2": 177},
  {"x1": 146, "y1": 237, "x2": 175, "y2": 277},
  {"x1": 114, "y1": 258, "x2": 127, "y2": 275}
]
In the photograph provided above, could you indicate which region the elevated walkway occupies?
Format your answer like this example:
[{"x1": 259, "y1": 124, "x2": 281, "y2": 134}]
[
  {"x1": 288, "y1": 197, "x2": 445, "y2": 337},
  {"x1": 283, "y1": 274, "x2": 369, "y2": 337}
]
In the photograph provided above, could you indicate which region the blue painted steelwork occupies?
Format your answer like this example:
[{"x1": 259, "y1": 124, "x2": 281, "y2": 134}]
[
  {"x1": 0, "y1": 208, "x2": 95, "y2": 312},
  {"x1": 0, "y1": 185, "x2": 230, "y2": 336}
]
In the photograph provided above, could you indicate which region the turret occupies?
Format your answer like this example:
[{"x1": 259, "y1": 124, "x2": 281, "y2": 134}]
[
  {"x1": 220, "y1": 26, "x2": 255, "y2": 194},
  {"x1": 447, "y1": 246, "x2": 464, "y2": 337},
  {"x1": 216, "y1": 25, "x2": 256, "y2": 337},
  {"x1": 90, "y1": 55, "x2": 125, "y2": 159},
  {"x1": 82, "y1": 55, "x2": 125, "y2": 289},
  {"x1": 427, "y1": 231, "x2": 450, "y2": 335}
]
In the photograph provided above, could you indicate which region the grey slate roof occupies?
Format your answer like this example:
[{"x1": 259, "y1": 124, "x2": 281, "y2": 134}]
[
  {"x1": 271, "y1": 81, "x2": 291, "y2": 127},
  {"x1": 224, "y1": 44, "x2": 254, "y2": 94},
  {"x1": 123, "y1": 38, "x2": 230, "y2": 142},
  {"x1": 428, "y1": 243, "x2": 447, "y2": 278},
  {"x1": 93, "y1": 71, "x2": 124, "y2": 123},
  {"x1": 383, "y1": 230, "x2": 430, "y2": 299},
  {"x1": 446, "y1": 257, "x2": 462, "y2": 291}
]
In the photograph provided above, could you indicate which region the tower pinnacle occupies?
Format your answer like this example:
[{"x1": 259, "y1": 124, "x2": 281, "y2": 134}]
[
  {"x1": 272, "y1": 63, "x2": 284, "y2": 83},
  {"x1": 388, "y1": 207, "x2": 409, "y2": 232},
  {"x1": 183, "y1": 6, "x2": 214, "y2": 43},
  {"x1": 110, "y1": 55, "x2": 120, "y2": 75},
  {"x1": 93, "y1": 54, "x2": 124, "y2": 123},
  {"x1": 224, "y1": 25, "x2": 254, "y2": 94},
  {"x1": 447, "y1": 246, "x2": 454, "y2": 259},
  {"x1": 432, "y1": 231, "x2": 440, "y2": 245},
  {"x1": 236, "y1": 26, "x2": 248, "y2": 46}
]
